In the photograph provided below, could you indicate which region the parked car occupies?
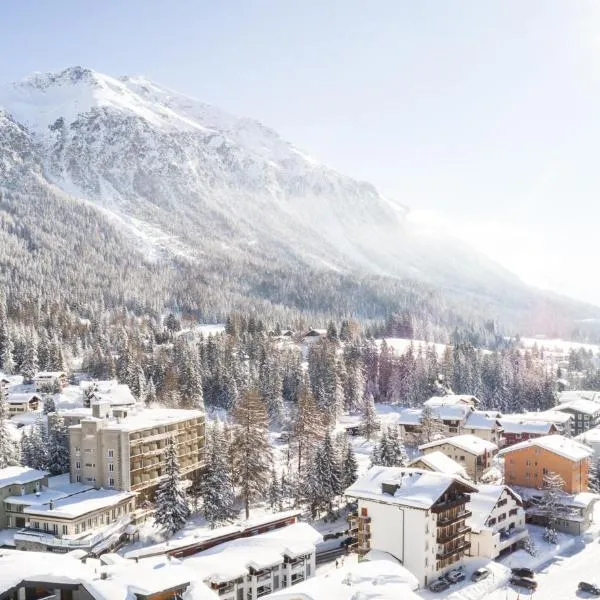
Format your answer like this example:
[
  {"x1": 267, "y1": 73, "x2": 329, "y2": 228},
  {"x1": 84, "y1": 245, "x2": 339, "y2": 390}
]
[
  {"x1": 471, "y1": 568, "x2": 490, "y2": 582},
  {"x1": 429, "y1": 579, "x2": 451, "y2": 593},
  {"x1": 510, "y1": 576, "x2": 537, "y2": 590},
  {"x1": 446, "y1": 568, "x2": 466, "y2": 583},
  {"x1": 579, "y1": 582, "x2": 600, "y2": 596},
  {"x1": 511, "y1": 567, "x2": 535, "y2": 579}
]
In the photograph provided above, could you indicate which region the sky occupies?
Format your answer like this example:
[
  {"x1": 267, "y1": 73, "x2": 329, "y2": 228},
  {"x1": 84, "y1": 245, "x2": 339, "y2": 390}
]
[{"x1": 1, "y1": 1, "x2": 600, "y2": 303}]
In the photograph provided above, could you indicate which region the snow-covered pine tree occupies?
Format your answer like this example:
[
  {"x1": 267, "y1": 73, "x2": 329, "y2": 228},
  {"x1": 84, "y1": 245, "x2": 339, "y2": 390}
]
[
  {"x1": 1, "y1": 332, "x2": 15, "y2": 375},
  {"x1": 231, "y1": 388, "x2": 272, "y2": 519},
  {"x1": 28, "y1": 418, "x2": 49, "y2": 470},
  {"x1": 418, "y1": 405, "x2": 444, "y2": 444},
  {"x1": 385, "y1": 426, "x2": 409, "y2": 466},
  {"x1": 154, "y1": 438, "x2": 190, "y2": 535},
  {"x1": 43, "y1": 395, "x2": 56, "y2": 415},
  {"x1": 259, "y1": 343, "x2": 284, "y2": 423},
  {"x1": 292, "y1": 381, "x2": 324, "y2": 474},
  {"x1": 20, "y1": 429, "x2": 33, "y2": 468},
  {"x1": 589, "y1": 458, "x2": 600, "y2": 493},
  {"x1": 201, "y1": 424, "x2": 236, "y2": 528},
  {"x1": 361, "y1": 392, "x2": 378, "y2": 440},
  {"x1": 0, "y1": 388, "x2": 18, "y2": 467},
  {"x1": 47, "y1": 414, "x2": 70, "y2": 475},
  {"x1": 20, "y1": 331, "x2": 38, "y2": 384},
  {"x1": 268, "y1": 467, "x2": 283, "y2": 511},
  {"x1": 305, "y1": 430, "x2": 342, "y2": 516},
  {"x1": 535, "y1": 471, "x2": 567, "y2": 528},
  {"x1": 341, "y1": 441, "x2": 358, "y2": 490},
  {"x1": 370, "y1": 428, "x2": 387, "y2": 467}
]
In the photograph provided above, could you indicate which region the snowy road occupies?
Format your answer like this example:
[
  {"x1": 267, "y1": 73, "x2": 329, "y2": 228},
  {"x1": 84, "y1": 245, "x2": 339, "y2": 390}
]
[{"x1": 488, "y1": 538, "x2": 600, "y2": 600}]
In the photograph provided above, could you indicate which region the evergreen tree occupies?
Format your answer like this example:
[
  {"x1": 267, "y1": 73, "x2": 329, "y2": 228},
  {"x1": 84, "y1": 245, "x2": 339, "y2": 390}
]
[
  {"x1": 231, "y1": 389, "x2": 272, "y2": 519},
  {"x1": 47, "y1": 414, "x2": 70, "y2": 475},
  {"x1": 341, "y1": 441, "x2": 359, "y2": 490},
  {"x1": 361, "y1": 393, "x2": 378, "y2": 440},
  {"x1": 589, "y1": 458, "x2": 600, "y2": 493},
  {"x1": 535, "y1": 471, "x2": 567, "y2": 528},
  {"x1": 305, "y1": 430, "x2": 342, "y2": 516},
  {"x1": 0, "y1": 388, "x2": 18, "y2": 467},
  {"x1": 418, "y1": 405, "x2": 444, "y2": 444},
  {"x1": 292, "y1": 382, "x2": 324, "y2": 474},
  {"x1": 201, "y1": 425, "x2": 237, "y2": 527},
  {"x1": 372, "y1": 426, "x2": 408, "y2": 467},
  {"x1": 43, "y1": 395, "x2": 56, "y2": 414},
  {"x1": 154, "y1": 438, "x2": 190, "y2": 535},
  {"x1": 20, "y1": 331, "x2": 39, "y2": 384},
  {"x1": 268, "y1": 467, "x2": 283, "y2": 511},
  {"x1": 20, "y1": 430, "x2": 33, "y2": 468},
  {"x1": 1, "y1": 332, "x2": 15, "y2": 375},
  {"x1": 28, "y1": 418, "x2": 49, "y2": 470}
]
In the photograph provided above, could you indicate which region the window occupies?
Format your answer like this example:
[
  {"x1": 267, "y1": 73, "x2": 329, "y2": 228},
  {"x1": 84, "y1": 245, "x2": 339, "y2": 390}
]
[
  {"x1": 76, "y1": 475, "x2": 81, "y2": 482},
  {"x1": 460, "y1": 455, "x2": 465, "y2": 461},
  {"x1": 525, "y1": 472, "x2": 530, "y2": 478},
  {"x1": 306, "y1": 564, "x2": 311, "y2": 576},
  {"x1": 274, "y1": 575, "x2": 280, "y2": 589},
  {"x1": 109, "y1": 478, "x2": 115, "y2": 487},
  {"x1": 543, "y1": 467, "x2": 549, "y2": 475},
  {"x1": 108, "y1": 463, "x2": 114, "y2": 472},
  {"x1": 425, "y1": 557, "x2": 428, "y2": 567},
  {"x1": 76, "y1": 462, "x2": 81, "y2": 469},
  {"x1": 62, "y1": 525, "x2": 68, "y2": 535},
  {"x1": 526, "y1": 460, "x2": 531, "y2": 466},
  {"x1": 108, "y1": 449, "x2": 114, "y2": 458}
]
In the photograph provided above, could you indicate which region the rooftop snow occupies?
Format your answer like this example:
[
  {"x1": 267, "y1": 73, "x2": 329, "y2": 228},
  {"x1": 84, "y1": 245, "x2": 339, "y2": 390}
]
[
  {"x1": 5, "y1": 393, "x2": 41, "y2": 404},
  {"x1": 183, "y1": 522, "x2": 321, "y2": 584},
  {"x1": 498, "y1": 435, "x2": 593, "y2": 462},
  {"x1": 394, "y1": 407, "x2": 423, "y2": 425},
  {"x1": 502, "y1": 410, "x2": 573, "y2": 425},
  {"x1": 0, "y1": 466, "x2": 47, "y2": 489},
  {"x1": 425, "y1": 394, "x2": 480, "y2": 407},
  {"x1": 419, "y1": 434, "x2": 498, "y2": 455},
  {"x1": 4, "y1": 487, "x2": 69, "y2": 507},
  {"x1": 24, "y1": 488, "x2": 135, "y2": 519},
  {"x1": 558, "y1": 390, "x2": 600, "y2": 404},
  {"x1": 83, "y1": 380, "x2": 137, "y2": 406},
  {"x1": 555, "y1": 399, "x2": 600, "y2": 416},
  {"x1": 345, "y1": 466, "x2": 476, "y2": 510},
  {"x1": 499, "y1": 419, "x2": 556, "y2": 435},
  {"x1": 410, "y1": 451, "x2": 468, "y2": 477},
  {"x1": 467, "y1": 485, "x2": 521, "y2": 532},
  {"x1": 576, "y1": 428, "x2": 600, "y2": 444},
  {"x1": 465, "y1": 410, "x2": 502, "y2": 430}
]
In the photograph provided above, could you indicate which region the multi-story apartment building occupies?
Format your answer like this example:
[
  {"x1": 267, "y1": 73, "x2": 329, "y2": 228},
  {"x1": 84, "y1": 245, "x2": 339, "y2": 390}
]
[
  {"x1": 345, "y1": 467, "x2": 477, "y2": 587},
  {"x1": 418, "y1": 435, "x2": 498, "y2": 482},
  {"x1": 555, "y1": 399, "x2": 600, "y2": 436},
  {"x1": 467, "y1": 484, "x2": 528, "y2": 559},
  {"x1": 499, "y1": 434, "x2": 593, "y2": 494},
  {"x1": 69, "y1": 403, "x2": 205, "y2": 500}
]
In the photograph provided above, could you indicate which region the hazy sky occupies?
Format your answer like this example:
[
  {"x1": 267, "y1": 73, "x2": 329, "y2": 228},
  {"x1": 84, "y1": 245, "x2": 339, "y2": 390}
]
[{"x1": 2, "y1": 1, "x2": 599, "y2": 304}]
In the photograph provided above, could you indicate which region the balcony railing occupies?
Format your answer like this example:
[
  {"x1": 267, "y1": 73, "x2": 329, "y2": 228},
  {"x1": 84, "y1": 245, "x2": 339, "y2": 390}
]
[
  {"x1": 436, "y1": 540, "x2": 471, "y2": 560},
  {"x1": 437, "y1": 524, "x2": 470, "y2": 544},
  {"x1": 432, "y1": 495, "x2": 470, "y2": 514},
  {"x1": 438, "y1": 510, "x2": 472, "y2": 526}
]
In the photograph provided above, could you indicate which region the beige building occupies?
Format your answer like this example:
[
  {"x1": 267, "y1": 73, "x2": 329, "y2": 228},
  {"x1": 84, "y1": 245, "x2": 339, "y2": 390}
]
[
  {"x1": 5, "y1": 393, "x2": 41, "y2": 415},
  {"x1": 69, "y1": 404, "x2": 205, "y2": 500},
  {"x1": 419, "y1": 435, "x2": 498, "y2": 482},
  {"x1": 0, "y1": 467, "x2": 48, "y2": 528}
]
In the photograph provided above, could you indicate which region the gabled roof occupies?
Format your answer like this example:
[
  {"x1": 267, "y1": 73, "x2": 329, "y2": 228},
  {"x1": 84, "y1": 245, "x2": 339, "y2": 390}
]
[
  {"x1": 6, "y1": 393, "x2": 42, "y2": 404},
  {"x1": 558, "y1": 390, "x2": 600, "y2": 405},
  {"x1": 425, "y1": 394, "x2": 480, "y2": 407},
  {"x1": 498, "y1": 434, "x2": 593, "y2": 462},
  {"x1": 465, "y1": 410, "x2": 502, "y2": 430},
  {"x1": 419, "y1": 434, "x2": 498, "y2": 455},
  {"x1": 555, "y1": 399, "x2": 600, "y2": 417},
  {"x1": 500, "y1": 419, "x2": 556, "y2": 435},
  {"x1": 395, "y1": 407, "x2": 423, "y2": 426},
  {"x1": 0, "y1": 467, "x2": 48, "y2": 488},
  {"x1": 409, "y1": 451, "x2": 468, "y2": 478},
  {"x1": 576, "y1": 428, "x2": 600, "y2": 444},
  {"x1": 467, "y1": 484, "x2": 522, "y2": 532},
  {"x1": 344, "y1": 466, "x2": 476, "y2": 510}
]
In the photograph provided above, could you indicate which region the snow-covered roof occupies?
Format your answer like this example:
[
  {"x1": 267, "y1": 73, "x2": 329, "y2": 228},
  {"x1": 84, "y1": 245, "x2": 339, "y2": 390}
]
[
  {"x1": 267, "y1": 557, "x2": 420, "y2": 600},
  {"x1": 25, "y1": 488, "x2": 135, "y2": 519},
  {"x1": 71, "y1": 407, "x2": 203, "y2": 433},
  {"x1": 83, "y1": 380, "x2": 137, "y2": 406},
  {"x1": 419, "y1": 434, "x2": 498, "y2": 455},
  {"x1": 467, "y1": 485, "x2": 522, "y2": 533},
  {"x1": 499, "y1": 419, "x2": 556, "y2": 435},
  {"x1": 558, "y1": 390, "x2": 600, "y2": 404},
  {"x1": 409, "y1": 451, "x2": 468, "y2": 477},
  {"x1": 425, "y1": 394, "x2": 480, "y2": 407},
  {"x1": 59, "y1": 407, "x2": 93, "y2": 418},
  {"x1": 498, "y1": 434, "x2": 594, "y2": 462},
  {"x1": 465, "y1": 410, "x2": 502, "y2": 430},
  {"x1": 5, "y1": 393, "x2": 41, "y2": 404},
  {"x1": 0, "y1": 548, "x2": 217, "y2": 600},
  {"x1": 183, "y1": 523, "x2": 321, "y2": 584},
  {"x1": 432, "y1": 403, "x2": 473, "y2": 421},
  {"x1": 395, "y1": 407, "x2": 422, "y2": 425},
  {"x1": 556, "y1": 399, "x2": 600, "y2": 416},
  {"x1": 35, "y1": 371, "x2": 66, "y2": 378},
  {"x1": 576, "y1": 428, "x2": 600, "y2": 444},
  {"x1": 0, "y1": 374, "x2": 23, "y2": 386},
  {"x1": 570, "y1": 492, "x2": 600, "y2": 508},
  {"x1": 503, "y1": 410, "x2": 573, "y2": 425},
  {"x1": 4, "y1": 487, "x2": 70, "y2": 507},
  {"x1": 345, "y1": 466, "x2": 476, "y2": 510},
  {"x1": 0, "y1": 466, "x2": 48, "y2": 489}
]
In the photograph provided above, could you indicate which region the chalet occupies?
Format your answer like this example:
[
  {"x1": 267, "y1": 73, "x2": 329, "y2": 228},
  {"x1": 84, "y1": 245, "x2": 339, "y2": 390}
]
[
  {"x1": 0, "y1": 467, "x2": 48, "y2": 528},
  {"x1": 5, "y1": 393, "x2": 41, "y2": 415},
  {"x1": 499, "y1": 434, "x2": 593, "y2": 494},
  {"x1": 576, "y1": 428, "x2": 600, "y2": 460},
  {"x1": 558, "y1": 390, "x2": 600, "y2": 405},
  {"x1": 499, "y1": 419, "x2": 559, "y2": 447},
  {"x1": 409, "y1": 451, "x2": 468, "y2": 479},
  {"x1": 301, "y1": 329, "x2": 327, "y2": 345},
  {"x1": 345, "y1": 466, "x2": 477, "y2": 587},
  {"x1": 502, "y1": 410, "x2": 573, "y2": 437},
  {"x1": 419, "y1": 435, "x2": 498, "y2": 482},
  {"x1": 463, "y1": 410, "x2": 504, "y2": 446},
  {"x1": 34, "y1": 371, "x2": 68, "y2": 392},
  {"x1": 467, "y1": 484, "x2": 528, "y2": 559},
  {"x1": 555, "y1": 399, "x2": 600, "y2": 436}
]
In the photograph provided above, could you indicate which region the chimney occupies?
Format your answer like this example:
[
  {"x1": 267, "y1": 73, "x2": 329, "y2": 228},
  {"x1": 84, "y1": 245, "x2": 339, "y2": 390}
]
[{"x1": 49, "y1": 499, "x2": 55, "y2": 510}]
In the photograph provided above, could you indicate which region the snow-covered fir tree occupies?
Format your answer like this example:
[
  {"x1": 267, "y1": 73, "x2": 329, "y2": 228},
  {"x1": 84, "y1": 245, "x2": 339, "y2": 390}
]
[
  {"x1": 231, "y1": 389, "x2": 272, "y2": 519},
  {"x1": 1, "y1": 333, "x2": 15, "y2": 375},
  {"x1": 47, "y1": 414, "x2": 70, "y2": 475},
  {"x1": 25, "y1": 418, "x2": 49, "y2": 470},
  {"x1": 291, "y1": 382, "x2": 323, "y2": 474},
  {"x1": 154, "y1": 438, "x2": 190, "y2": 535},
  {"x1": 341, "y1": 441, "x2": 358, "y2": 490},
  {"x1": 361, "y1": 392, "x2": 378, "y2": 440},
  {"x1": 0, "y1": 388, "x2": 18, "y2": 467},
  {"x1": 20, "y1": 331, "x2": 38, "y2": 384},
  {"x1": 305, "y1": 430, "x2": 342, "y2": 516},
  {"x1": 418, "y1": 405, "x2": 444, "y2": 444},
  {"x1": 43, "y1": 395, "x2": 56, "y2": 414},
  {"x1": 268, "y1": 467, "x2": 283, "y2": 511},
  {"x1": 535, "y1": 471, "x2": 567, "y2": 527},
  {"x1": 201, "y1": 424, "x2": 236, "y2": 528}
]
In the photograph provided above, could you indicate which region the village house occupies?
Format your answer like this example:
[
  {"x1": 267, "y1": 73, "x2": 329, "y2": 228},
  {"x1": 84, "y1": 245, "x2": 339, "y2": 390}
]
[
  {"x1": 576, "y1": 427, "x2": 600, "y2": 461},
  {"x1": 69, "y1": 403, "x2": 205, "y2": 500},
  {"x1": 183, "y1": 522, "x2": 321, "y2": 600},
  {"x1": 499, "y1": 418, "x2": 559, "y2": 447},
  {"x1": 409, "y1": 451, "x2": 468, "y2": 479},
  {"x1": 418, "y1": 435, "x2": 498, "y2": 482},
  {"x1": 5, "y1": 393, "x2": 41, "y2": 415},
  {"x1": 34, "y1": 371, "x2": 68, "y2": 392},
  {"x1": 499, "y1": 435, "x2": 593, "y2": 494},
  {"x1": 13, "y1": 487, "x2": 137, "y2": 553},
  {"x1": 557, "y1": 390, "x2": 600, "y2": 405},
  {"x1": 301, "y1": 329, "x2": 327, "y2": 345},
  {"x1": 466, "y1": 484, "x2": 528, "y2": 559},
  {"x1": 345, "y1": 466, "x2": 477, "y2": 588},
  {"x1": 555, "y1": 399, "x2": 600, "y2": 436},
  {"x1": 81, "y1": 379, "x2": 138, "y2": 408},
  {"x1": 462, "y1": 410, "x2": 504, "y2": 446},
  {"x1": 0, "y1": 466, "x2": 48, "y2": 528}
]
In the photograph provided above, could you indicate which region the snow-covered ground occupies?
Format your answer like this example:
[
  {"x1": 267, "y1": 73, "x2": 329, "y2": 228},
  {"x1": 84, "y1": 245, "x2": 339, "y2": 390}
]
[{"x1": 519, "y1": 337, "x2": 600, "y2": 354}]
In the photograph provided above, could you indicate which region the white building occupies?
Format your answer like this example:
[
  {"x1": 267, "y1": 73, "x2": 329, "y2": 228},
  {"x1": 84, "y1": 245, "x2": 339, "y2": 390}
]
[
  {"x1": 467, "y1": 484, "x2": 528, "y2": 559},
  {"x1": 183, "y1": 522, "x2": 321, "y2": 600},
  {"x1": 409, "y1": 451, "x2": 468, "y2": 479},
  {"x1": 0, "y1": 466, "x2": 48, "y2": 528},
  {"x1": 5, "y1": 393, "x2": 41, "y2": 415},
  {"x1": 558, "y1": 390, "x2": 600, "y2": 405},
  {"x1": 345, "y1": 466, "x2": 477, "y2": 587},
  {"x1": 576, "y1": 427, "x2": 600, "y2": 461},
  {"x1": 34, "y1": 371, "x2": 68, "y2": 392}
]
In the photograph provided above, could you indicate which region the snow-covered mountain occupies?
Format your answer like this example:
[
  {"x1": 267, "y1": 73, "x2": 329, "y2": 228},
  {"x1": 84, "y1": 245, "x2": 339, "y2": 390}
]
[{"x1": 0, "y1": 66, "x2": 597, "y2": 329}]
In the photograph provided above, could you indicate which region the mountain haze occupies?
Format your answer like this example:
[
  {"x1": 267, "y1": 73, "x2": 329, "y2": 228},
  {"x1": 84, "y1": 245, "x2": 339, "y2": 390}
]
[{"x1": 0, "y1": 66, "x2": 597, "y2": 333}]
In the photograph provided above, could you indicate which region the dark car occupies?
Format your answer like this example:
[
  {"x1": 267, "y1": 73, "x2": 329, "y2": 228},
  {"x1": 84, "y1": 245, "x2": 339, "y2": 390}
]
[
  {"x1": 510, "y1": 576, "x2": 537, "y2": 590},
  {"x1": 511, "y1": 567, "x2": 535, "y2": 579},
  {"x1": 429, "y1": 579, "x2": 451, "y2": 593},
  {"x1": 579, "y1": 582, "x2": 600, "y2": 596},
  {"x1": 445, "y1": 568, "x2": 466, "y2": 583},
  {"x1": 471, "y1": 568, "x2": 490, "y2": 582}
]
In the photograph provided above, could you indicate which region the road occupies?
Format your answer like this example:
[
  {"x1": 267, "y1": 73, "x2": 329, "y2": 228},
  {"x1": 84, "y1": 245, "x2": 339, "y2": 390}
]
[{"x1": 488, "y1": 539, "x2": 600, "y2": 600}]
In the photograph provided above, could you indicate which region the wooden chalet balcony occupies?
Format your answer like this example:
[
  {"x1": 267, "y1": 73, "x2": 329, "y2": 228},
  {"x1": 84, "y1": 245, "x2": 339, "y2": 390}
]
[
  {"x1": 437, "y1": 524, "x2": 470, "y2": 544},
  {"x1": 437, "y1": 510, "x2": 472, "y2": 526},
  {"x1": 432, "y1": 494, "x2": 470, "y2": 514},
  {"x1": 436, "y1": 540, "x2": 471, "y2": 560}
]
